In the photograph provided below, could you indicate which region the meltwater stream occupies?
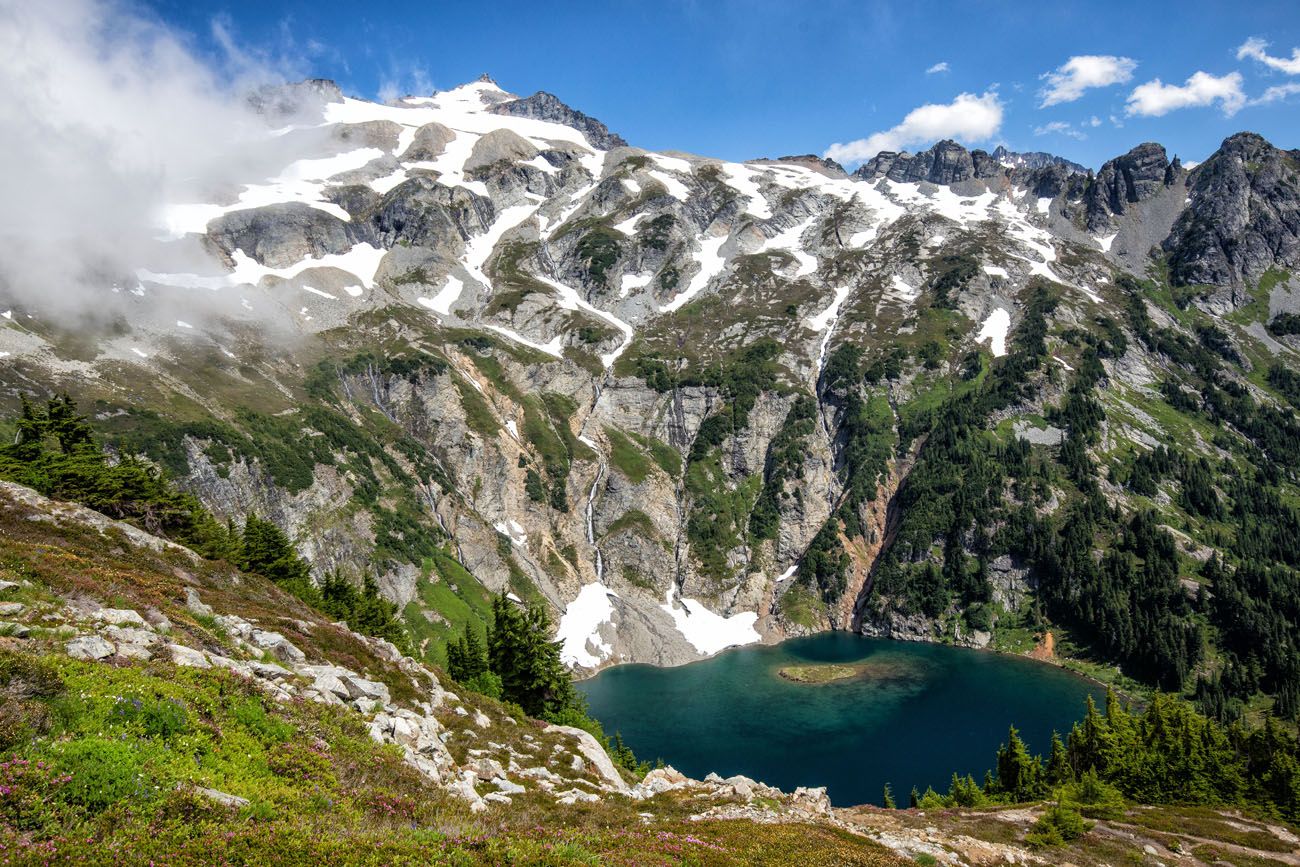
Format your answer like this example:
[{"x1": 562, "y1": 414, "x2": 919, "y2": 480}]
[{"x1": 578, "y1": 632, "x2": 1103, "y2": 807}]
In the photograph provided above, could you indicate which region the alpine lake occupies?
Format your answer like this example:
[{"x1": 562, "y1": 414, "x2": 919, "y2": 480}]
[{"x1": 578, "y1": 632, "x2": 1104, "y2": 806}]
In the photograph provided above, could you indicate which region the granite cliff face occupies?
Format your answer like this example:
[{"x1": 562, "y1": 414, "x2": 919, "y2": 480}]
[{"x1": 2, "y1": 76, "x2": 1298, "y2": 675}]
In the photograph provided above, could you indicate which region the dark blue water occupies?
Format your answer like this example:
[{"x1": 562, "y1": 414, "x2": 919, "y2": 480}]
[{"x1": 578, "y1": 633, "x2": 1103, "y2": 806}]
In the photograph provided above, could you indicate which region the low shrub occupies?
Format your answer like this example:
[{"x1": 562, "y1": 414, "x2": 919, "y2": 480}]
[{"x1": 51, "y1": 737, "x2": 142, "y2": 810}]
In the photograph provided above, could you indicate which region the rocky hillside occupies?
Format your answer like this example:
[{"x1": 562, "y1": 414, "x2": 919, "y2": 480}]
[
  {"x1": 1, "y1": 478, "x2": 1294, "y2": 866},
  {"x1": 1, "y1": 75, "x2": 1299, "y2": 701}
]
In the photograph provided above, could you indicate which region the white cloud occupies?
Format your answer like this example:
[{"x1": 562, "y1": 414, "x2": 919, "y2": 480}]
[
  {"x1": 1086, "y1": 115, "x2": 1102, "y2": 127},
  {"x1": 1033, "y1": 120, "x2": 1085, "y2": 140},
  {"x1": 1125, "y1": 70, "x2": 1246, "y2": 117},
  {"x1": 824, "y1": 90, "x2": 1003, "y2": 164},
  {"x1": 1237, "y1": 37, "x2": 1300, "y2": 75},
  {"x1": 0, "y1": 0, "x2": 313, "y2": 327},
  {"x1": 1250, "y1": 82, "x2": 1300, "y2": 106},
  {"x1": 925, "y1": 61, "x2": 950, "y2": 75},
  {"x1": 1039, "y1": 55, "x2": 1137, "y2": 107}
]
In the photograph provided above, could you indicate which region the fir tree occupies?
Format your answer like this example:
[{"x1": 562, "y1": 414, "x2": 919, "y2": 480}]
[
  {"x1": 447, "y1": 625, "x2": 488, "y2": 684},
  {"x1": 487, "y1": 593, "x2": 574, "y2": 717},
  {"x1": 995, "y1": 725, "x2": 1043, "y2": 801},
  {"x1": 1046, "y1": 731, "x2": 1072, "y2": 786},
  {"x1": 882, "y1": 783, "x2": 895, "y2": 809},
  {"x1": 240, "y1": 513, "x2": 313, "y2": 594}
]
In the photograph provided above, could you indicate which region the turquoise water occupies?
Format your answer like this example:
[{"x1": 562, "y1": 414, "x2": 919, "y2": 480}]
[{"x1": 578, "y1": 632, "x2": 1103, "y2": 806}]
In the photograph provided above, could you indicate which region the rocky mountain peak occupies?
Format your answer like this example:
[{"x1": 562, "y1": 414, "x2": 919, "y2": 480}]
[
  {"x1": 489, "y1": 90, "x2": 628, "y2": 150},
  {"x1": 1164, "y1": 131, "x2": 1300, "y2": 286},
  {"x1": 853, "y1": 139, "x2": 1001, "y2": 185},
  {"x1": 1083, "y1": 141, "x2": 1176, "y2": 231},
  {"x1": 990, "y1": 145, "x2": 1087, "y2": 174},
  {"x1": 247, "y1": 77, "x2": 344, "y2": 119}
]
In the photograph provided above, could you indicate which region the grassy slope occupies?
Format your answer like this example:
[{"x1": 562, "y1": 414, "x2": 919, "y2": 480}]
[{"x1": 0, "y1": 484, "x2": 904, "y2": 866}]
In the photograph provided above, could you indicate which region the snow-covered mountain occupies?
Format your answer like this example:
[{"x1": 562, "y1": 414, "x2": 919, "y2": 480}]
[{"x1": 2, "y1": 76, "x2": 1298, "y2": 675}]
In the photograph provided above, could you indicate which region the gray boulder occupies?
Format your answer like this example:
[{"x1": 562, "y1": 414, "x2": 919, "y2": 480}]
[{"x1": 66, "y1": 635, "x2": 115, "y2": 660}]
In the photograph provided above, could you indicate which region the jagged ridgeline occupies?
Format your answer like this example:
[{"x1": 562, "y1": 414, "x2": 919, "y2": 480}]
[{"x1": 2, "y1": 75, "x2": 1300, "y2": 718}]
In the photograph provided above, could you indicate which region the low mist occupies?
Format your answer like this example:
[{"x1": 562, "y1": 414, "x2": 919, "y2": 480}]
[{"x1": 0, "y1": 0, "x2": 315, "y2": 332}]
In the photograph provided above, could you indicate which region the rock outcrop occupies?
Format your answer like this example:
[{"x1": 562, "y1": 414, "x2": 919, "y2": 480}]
[
  {"x1": 1164, "y1": 132, "x2": 1300, "y2": 286},
  {"x1": 489, "y1": 90, "x2": 627, "y2": 150},
  {"x1": 1083, "y1": 142, "x2": 1177, "y2": 231}
]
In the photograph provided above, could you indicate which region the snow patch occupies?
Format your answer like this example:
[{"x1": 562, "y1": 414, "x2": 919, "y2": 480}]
[
  {"x1": 889, "y1": 275, "x2": 918, "y2": 301},
  {"x1": 848, "y1": 227, "x2": 878, "y2": 247},
  {"x1": 504, "y1": 420, "x2": 519, "y2": 441},
  {"x1": 176, "y1": 320, "x2": 193, "y2": 329},
  {"x1": 161, "y1": 147, "x2": 383, "y2": 237},
  {"x1": 660, "y1": 234, "x2": 728, "y2": 313},
  {"x1": 493, "y1": 520, "x2": 528, "y2": 547},
  {"x1": 646, "y1": 169, "x2": 690, "y2": 201},
  {"x1": 464, "y1": 204, "x2": 537, "y2": 290},
  {"x1": 759, "y1": 216, "x2": 818, "y2": 277},
  {"x1": 557, "y1": 582, "x2": 619, "y2": 668},
  {"x1": 613, "y1": 212, "x2": 646, "y2": 235},
  {"x1": 370, "y1": 168, "x2": 409, "y2": 195},
  {"x1": 419, "y1": 277, "x2": 465, "y2": 317},
  {"x1": 534, "y1": 275, "x2": 635, "y2": 368},
  {"x1": 619, "y1": 271, "x2": 653, "y2": 299},
  {"x1": 976, "y1": 308, "x2": 1011, "y2": 357},
  {"x1": 1096, "y1": 233, "x2": 1117, "y2": 253},
  {"x1": 660, "y1": 586, "x2": 760, "y2": 656},
  {"x1": 647, "y1": 153, "x2": 691, "y2": 173},
  {"x1": 483, "y1": 324, "x2": 564, "y2": 357},
  {"x1": 302, "y1": 285, "x2": 337, "y2": 300},
  {"x1": 718, "y1": 163, "x2": 772, "y2": 219},
  {"x1": 141, "y1": 242, "x2": 388, "y2": 292},
  {"x1": 981, "y1": 264, "x2": 1009, "y2": 278},
  {"x1": 807, "y1": 286, "x2": 851, "y2": 371}
]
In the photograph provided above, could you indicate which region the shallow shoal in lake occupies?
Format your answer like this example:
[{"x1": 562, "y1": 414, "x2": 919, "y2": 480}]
[{"x1": 578, "y1": 632, "x2": 1104, "y2": 807}]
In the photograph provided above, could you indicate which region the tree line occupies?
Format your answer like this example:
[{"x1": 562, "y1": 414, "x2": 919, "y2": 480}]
[
  {"x1": 0, "y1": 394, "x2": 406, "y2": 651},
  {"x1": 888, "y1": 688, "x2": 1300, "y2": 845}
]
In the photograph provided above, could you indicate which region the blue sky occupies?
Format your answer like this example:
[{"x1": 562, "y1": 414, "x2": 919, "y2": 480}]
[{"x1": 145, "y1": 0, "x2": 1300, "y2": 168}]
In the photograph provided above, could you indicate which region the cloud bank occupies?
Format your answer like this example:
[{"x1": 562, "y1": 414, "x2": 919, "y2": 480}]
[
  {"x1": 824, "y1": 90, "x2": 1003, "y2": 164},
  {"x1": 0, "y1": 0, "x2": 301, "y2": 326},
  {"x1": 1038, "y1": 55, "x2": 1136, "y2": 107},
  {"x1": 1125, "y1": 70, "x2": 1245, "y2": 117}
]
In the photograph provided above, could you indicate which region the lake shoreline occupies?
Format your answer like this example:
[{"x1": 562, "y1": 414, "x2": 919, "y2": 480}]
[
  {"x1": 576, "y1": 627, "x2": 1129, "y2": 703},
  {"x1": 577, "y1": 631, "x2": 1107, "y2": 808}
]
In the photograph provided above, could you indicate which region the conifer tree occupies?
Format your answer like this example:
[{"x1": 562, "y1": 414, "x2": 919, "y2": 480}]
[
  {"x1": 996, "y1": 725, "x2": 1043, "y2": 801},
  {"x1": 882, "y1": 783, "x2": 895, "y2": 809},
  {"x1": 487, "y1": 593, "x2": 575, "y2": 717},
  {"x1": 240, "y1": 513, "x2": 313, "y2": 593},
  {"x1": 1046, "y1": 731, "x2": 1072, "y2": 786},
  {"x1": 447, "y1": 625, "x2": 488, "y2": 684}
]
